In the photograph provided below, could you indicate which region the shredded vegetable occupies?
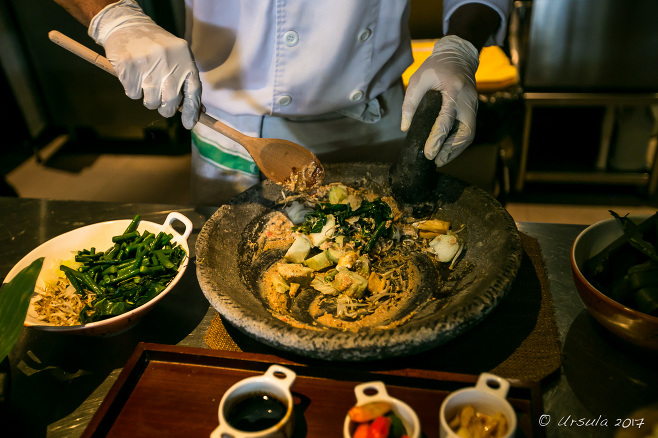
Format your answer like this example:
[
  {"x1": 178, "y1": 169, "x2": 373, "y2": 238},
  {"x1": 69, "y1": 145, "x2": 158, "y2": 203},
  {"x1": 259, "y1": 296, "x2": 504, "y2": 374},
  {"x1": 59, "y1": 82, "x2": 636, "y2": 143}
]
[{"x1": 29, "y1": 278, "x2": 95, "y2": 326}]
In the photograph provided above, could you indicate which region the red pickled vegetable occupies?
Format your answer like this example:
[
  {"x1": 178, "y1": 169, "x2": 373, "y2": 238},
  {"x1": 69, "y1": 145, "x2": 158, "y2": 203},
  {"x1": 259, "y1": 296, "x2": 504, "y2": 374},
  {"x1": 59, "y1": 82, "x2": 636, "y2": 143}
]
[
  {"x1": 353, "y1": 423, "x2": 371, "y2": 438},
  {"x1": 369, "y1": 416, "x2": 391, "y2": 438}
]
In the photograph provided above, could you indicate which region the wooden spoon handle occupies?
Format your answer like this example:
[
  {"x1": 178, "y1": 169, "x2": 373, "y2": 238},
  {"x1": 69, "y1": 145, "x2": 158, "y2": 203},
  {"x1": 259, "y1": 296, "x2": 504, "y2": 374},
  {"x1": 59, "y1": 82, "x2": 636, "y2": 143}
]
[
  {"x1": 48, "y1": 30, "x2": 117, "y2": 76},
  {"x1": 196, "y1": 113, "x2": 250, "y2": 147},
  {"x1": 49, "y1": 30, "x2": 116, "y2": 77},
  {"x1": 48, "y1": 30, "x2": 250, "y2": 146}
]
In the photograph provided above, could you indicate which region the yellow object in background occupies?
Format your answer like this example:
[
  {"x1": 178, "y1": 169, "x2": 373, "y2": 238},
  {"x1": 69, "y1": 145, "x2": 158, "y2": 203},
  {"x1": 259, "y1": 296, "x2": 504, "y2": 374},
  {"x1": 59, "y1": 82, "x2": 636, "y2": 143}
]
[{"x1": 402, "y1": 39, "x2": 518, "y2": 93}]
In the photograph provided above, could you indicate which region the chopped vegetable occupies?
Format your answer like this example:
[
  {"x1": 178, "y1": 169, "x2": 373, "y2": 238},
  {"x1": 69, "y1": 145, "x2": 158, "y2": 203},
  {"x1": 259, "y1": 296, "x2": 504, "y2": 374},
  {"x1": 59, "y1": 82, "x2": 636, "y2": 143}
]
[
  {"x1": 328, "y1": 184, "x2": 349, "y2": 204},
  {"x1": 310, "y1": 275, "x2": 339, "y2": 296},
  {"x1": 284, "y1": 235, "x2": 312, "y2": 263},
  {"x1": 348, "y1": 402, "x2": 409, "y2": 438},
  {"x1": 284, "y1": 201, "x2": 313, "y2": 225},
  {"x1": 303, "y1": 251, "x2": 334, "y2": 271},
  {"x1": 353, "y1": 423, "x2": 371, "y2": 438},
  {"x1": 308, "y1": 214, "x2": 336, "y2": 247},
  {"x1": 271, "y1": 273, "x2": 290, "y2": 294},
  {"x1": 293, "y1": 198, "x2": 393, "y2": 252},
  {"x1": 368, "y1": 416, "x2": 391, "y2": 438},
  {"x1": 276, "y1": 263, "x2": 313, "y2": 285},
  {"x1": 343, "y1": 194, "x2": 363, "y2": 210},
  {"x1": 333, "y1": 267, "x2": 368, "y2": 299},
  {"x1": 386, "y1": 412, "x2": 406, "y2": 438},
  {"x1": 326, "y1": 247, "x2": 347, "y2": 264},
  {"x1": 428, "y1": 233, "x2": 461, "y2": 263},
  {"x1": 348, "y1": 402, "x2": 392, "y2": 423},
  {"x1": 354, "y1": 255, "x2": 371, "y2": 278},
  {"x1": 448, "y1": 405, "x2": 508, "y2": 438},
  {"x1": 415, "y1": 219, "x2": 450, "y2": 239},
  {"x1": 29, "y1": 276, "x2": 94, "y2": 326}
]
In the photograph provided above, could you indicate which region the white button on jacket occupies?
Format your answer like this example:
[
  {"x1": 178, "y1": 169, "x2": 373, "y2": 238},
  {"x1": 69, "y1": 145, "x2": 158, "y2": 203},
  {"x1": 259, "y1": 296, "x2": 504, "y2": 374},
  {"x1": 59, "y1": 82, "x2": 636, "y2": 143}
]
[
  {"x1": 283, "y1": 30, "x2": 299, "y2": 47},
  {"x1": 349, "y1": 90, "x2": 365, "y2": 102},
  {"x1": 358, "y1": 28, "x2": 372, "y2": 43},
  {"x1": 277, "y1": 95, "x2": 292, "y2": 106}
]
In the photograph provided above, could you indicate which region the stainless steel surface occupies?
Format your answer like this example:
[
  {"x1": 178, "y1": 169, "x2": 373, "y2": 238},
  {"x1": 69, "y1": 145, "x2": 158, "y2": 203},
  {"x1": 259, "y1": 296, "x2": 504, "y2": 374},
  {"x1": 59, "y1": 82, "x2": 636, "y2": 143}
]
[
  {"x1": 511, "y1": 0, "x2": 658, "y2": 194},
  {"x1": 523, "y1": 171, "x2": 649, "y2": 185},
  {"x1": 521, "y1": 93, "x2": 658, "y2": 106},
  {"x1": 1, "y1": 197, "x2": 657, "y2": 437},
  {"x1": 516, "y1": 0, "x2": 658, "y2": 92}
]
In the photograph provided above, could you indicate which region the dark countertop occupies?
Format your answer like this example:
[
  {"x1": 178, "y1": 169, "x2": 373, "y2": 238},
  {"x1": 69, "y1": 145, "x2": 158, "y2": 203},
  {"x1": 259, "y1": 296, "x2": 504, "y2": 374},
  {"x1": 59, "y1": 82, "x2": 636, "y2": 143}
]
[{"x1": 1, "y1": 197, "x2": 656, "y2": 438}]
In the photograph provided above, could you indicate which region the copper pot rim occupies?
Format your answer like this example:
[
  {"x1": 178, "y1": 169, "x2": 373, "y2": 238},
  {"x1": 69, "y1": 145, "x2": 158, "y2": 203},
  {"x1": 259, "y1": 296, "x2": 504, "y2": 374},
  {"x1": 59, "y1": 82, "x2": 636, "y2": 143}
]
[{"x1": 570, "y1": 219, "x2": 658, "y2": 325}]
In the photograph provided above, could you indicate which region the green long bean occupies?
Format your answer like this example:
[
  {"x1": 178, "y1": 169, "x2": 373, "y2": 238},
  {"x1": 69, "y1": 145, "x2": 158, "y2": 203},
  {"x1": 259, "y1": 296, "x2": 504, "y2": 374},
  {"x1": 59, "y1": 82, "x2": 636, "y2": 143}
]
[{"x1": 59, "y1": 215, "x2": 186, "y2": 324}]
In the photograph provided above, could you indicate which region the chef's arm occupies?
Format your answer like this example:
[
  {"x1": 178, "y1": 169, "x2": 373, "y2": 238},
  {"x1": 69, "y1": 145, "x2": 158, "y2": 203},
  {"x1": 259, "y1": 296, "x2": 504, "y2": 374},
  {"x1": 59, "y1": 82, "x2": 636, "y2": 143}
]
[
  {"x1": 401, "y1": 1, "x2": 511, "y2": 167},
  {"x1": 53, "y1": 0, "x2": 116, "y2": 27},
  {"x1": 52, "y1": 0, "x2": 201, "y2": 130}
]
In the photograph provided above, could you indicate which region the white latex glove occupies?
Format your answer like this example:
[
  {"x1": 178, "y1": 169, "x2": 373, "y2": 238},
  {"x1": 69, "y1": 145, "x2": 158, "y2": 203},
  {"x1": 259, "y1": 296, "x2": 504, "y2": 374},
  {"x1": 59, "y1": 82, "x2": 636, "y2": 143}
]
[
  {"x1": 401, "y1": 35, "x2": 480, "y2": 166},
  {"x1": 89, "y1": 0, "x2": 201, "y2": 129}
]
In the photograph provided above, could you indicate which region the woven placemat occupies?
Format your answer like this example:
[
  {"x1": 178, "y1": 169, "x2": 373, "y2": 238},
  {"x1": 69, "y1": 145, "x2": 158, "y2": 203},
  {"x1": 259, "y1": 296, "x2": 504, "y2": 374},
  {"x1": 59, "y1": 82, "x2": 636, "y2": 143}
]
[
  {"x1": 204, "y1": 232, "x2": 562, "y2": 382},
  {"x1": 488, "y1": 231, "x2": 562, "y2": 381}
]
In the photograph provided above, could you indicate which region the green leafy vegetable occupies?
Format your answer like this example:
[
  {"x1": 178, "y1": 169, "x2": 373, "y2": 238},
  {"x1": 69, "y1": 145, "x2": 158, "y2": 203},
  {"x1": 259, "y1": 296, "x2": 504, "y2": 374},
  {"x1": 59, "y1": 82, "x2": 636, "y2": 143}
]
[
  {"x1": 292, "y1": 198, "x2": 393, "y2": 252},
  {"x1": 0, "y1": 257, "x2": 44, "y2": 362},
  {"x1": 584, "y1": 211, "x2": 658, "y2": 317}
]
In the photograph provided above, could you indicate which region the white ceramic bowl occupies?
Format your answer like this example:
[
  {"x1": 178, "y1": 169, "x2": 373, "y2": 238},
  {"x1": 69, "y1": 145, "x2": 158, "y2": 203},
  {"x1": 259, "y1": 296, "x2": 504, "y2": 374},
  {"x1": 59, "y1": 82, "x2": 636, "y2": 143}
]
[
  {"x1": 439, "y1": 373, "x2": 516, "y2": 438},
  {"x1": 211, "y1": 365, "x2": 297, "y2": 438},
  {"x1": 343, "y1": 381, "x2": 421, "y2": 438},
  {"x1": 3, "y1": 212, "x2": 192, "y2": 336}
]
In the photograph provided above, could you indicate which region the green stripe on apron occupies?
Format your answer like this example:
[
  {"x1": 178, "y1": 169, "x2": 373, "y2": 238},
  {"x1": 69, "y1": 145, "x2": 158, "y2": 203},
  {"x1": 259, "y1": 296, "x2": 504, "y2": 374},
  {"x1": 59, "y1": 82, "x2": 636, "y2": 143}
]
[{"x1": 192, "y1": 131, "x2": 259, "y2": 176}]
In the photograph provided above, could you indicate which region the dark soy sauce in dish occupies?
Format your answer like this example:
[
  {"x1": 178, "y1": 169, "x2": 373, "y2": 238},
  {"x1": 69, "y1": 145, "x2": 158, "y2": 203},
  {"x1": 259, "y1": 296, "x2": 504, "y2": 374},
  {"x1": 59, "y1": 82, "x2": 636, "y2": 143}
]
[{"x1": 227, "y1": 393, "x2": 287, "y2": 431}]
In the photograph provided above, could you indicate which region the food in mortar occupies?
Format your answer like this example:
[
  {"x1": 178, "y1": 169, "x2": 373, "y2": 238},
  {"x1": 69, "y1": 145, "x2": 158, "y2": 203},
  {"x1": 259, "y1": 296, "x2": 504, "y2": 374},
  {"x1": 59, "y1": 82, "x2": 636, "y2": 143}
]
[
  {"x1": 280, "y1": 160, "x2": 324, "y2": 193},
  {"x1": 258, "y1": 183, "x2": 464, "y2": 331}
]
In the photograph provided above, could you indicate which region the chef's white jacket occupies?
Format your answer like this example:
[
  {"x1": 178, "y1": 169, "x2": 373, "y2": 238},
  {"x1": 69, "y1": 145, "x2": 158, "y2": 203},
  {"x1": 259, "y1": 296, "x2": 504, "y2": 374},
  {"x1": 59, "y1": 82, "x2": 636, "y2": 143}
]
[{"x1": 186, "y1": 0, "x2": 511, "y2": 180}]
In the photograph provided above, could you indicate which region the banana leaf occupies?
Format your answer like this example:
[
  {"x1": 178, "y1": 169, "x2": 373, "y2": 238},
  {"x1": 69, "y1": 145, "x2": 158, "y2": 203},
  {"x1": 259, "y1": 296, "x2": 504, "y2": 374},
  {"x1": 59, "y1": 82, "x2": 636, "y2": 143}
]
[{"x1": 0, "y1": 258, "x2": 44, "y2": 362}]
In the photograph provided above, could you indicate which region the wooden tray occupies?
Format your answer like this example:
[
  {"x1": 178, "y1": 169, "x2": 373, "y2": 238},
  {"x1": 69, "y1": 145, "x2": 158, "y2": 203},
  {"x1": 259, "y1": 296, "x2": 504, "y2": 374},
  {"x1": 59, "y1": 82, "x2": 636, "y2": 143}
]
[{"x1": 82, "y1": 343, "x2": 545, "y2": 438}]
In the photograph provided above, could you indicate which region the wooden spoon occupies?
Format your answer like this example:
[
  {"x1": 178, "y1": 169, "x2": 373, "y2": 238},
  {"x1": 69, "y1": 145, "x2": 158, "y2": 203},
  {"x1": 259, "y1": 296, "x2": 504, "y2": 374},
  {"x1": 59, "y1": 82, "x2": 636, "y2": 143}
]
[{"x1": 48, "y1": 30, "x2": 324, "y2": 191}]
